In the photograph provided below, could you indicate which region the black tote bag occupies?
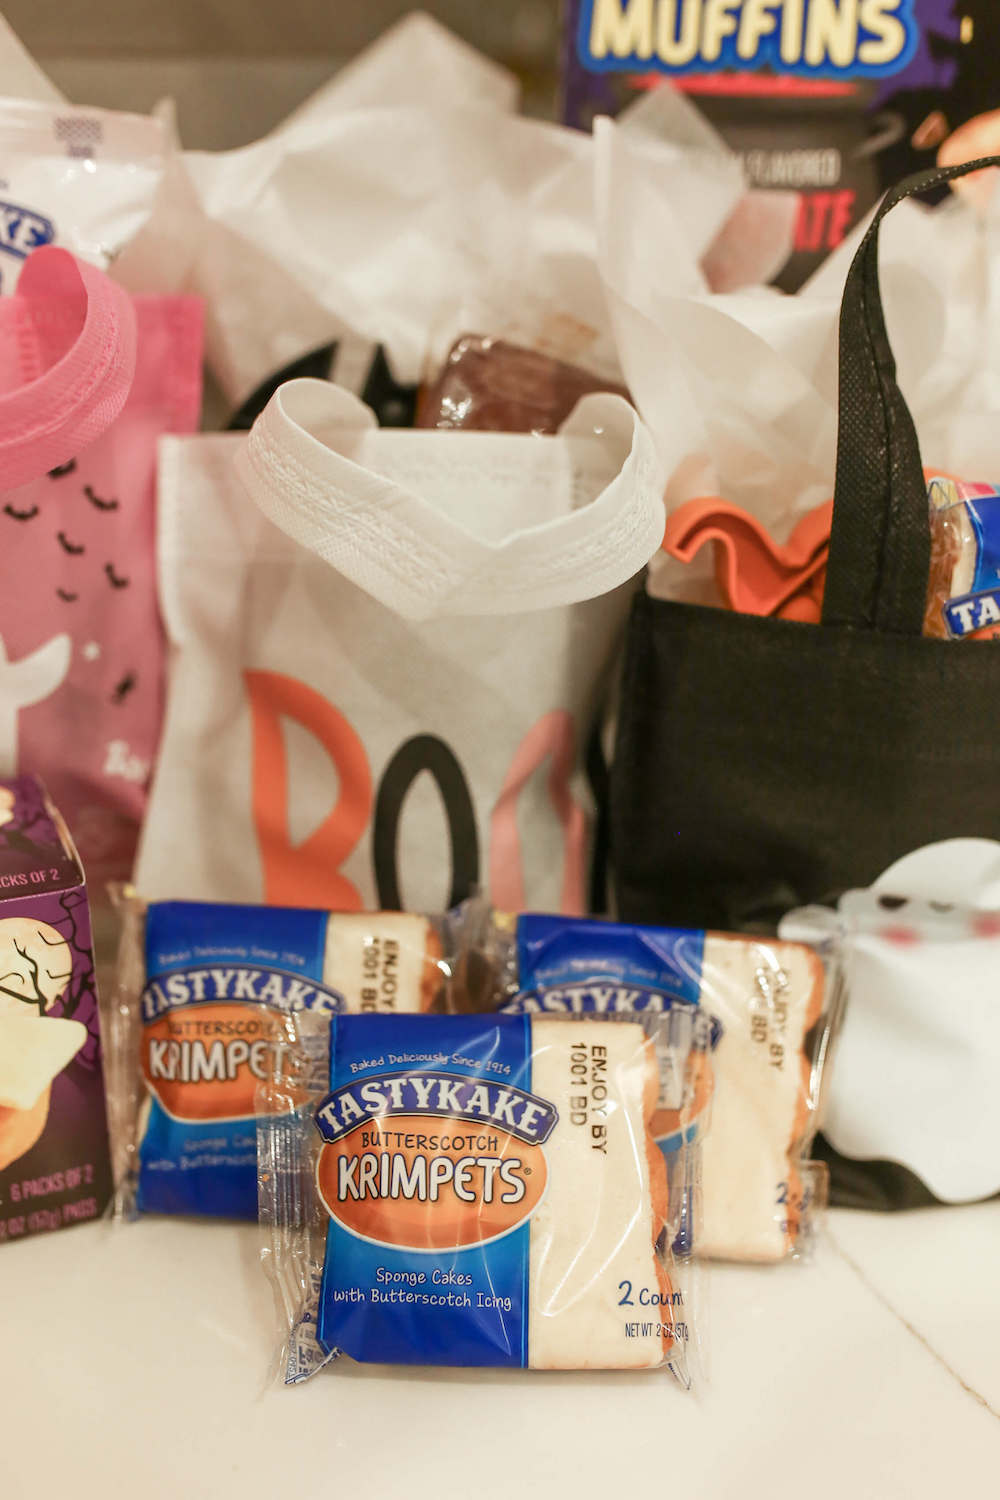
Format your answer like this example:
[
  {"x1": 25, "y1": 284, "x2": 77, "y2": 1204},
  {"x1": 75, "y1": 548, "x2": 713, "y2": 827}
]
[{"x1": 611, "y1": 157, "x2": 1000, "y2": 937}]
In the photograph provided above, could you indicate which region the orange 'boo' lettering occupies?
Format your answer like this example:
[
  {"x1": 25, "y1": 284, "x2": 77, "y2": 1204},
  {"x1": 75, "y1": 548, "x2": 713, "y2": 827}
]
[{"x1": 245, "y1": 670, "x2": 372, "y2": 910}]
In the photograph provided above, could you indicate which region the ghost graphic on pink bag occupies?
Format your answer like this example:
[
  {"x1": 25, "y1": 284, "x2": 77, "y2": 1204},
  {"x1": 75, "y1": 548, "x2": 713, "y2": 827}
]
[{"x1": 0, "y1": 252, "x2": 203, "y2": 891}]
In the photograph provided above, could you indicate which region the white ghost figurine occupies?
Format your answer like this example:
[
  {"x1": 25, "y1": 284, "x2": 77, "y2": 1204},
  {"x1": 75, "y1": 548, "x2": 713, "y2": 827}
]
[{"x1": 782, "y1": 840, "x2": 1000, "y2": 1204}]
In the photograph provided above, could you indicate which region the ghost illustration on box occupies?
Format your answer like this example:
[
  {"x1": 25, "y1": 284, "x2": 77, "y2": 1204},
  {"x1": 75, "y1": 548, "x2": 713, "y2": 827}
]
[{"x1": 0, "y1": 916, "x2": 85, "y2": 1171}]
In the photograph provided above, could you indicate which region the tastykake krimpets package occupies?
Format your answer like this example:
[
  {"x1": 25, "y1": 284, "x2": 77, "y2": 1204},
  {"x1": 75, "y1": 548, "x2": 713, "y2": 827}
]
[
  {"x1": 0, "y1": 777, "x2": 111, "y2": 1244},
  {"x1": 925, "y1": 476, "x2": 1000, "y2": 639},
  {"x1": 109, "y1": 895, "x2": 450, "y2": 1219},
  {"x1": 259, "y1": 1010, "x2": 700, "y2": 1382},
  {"x1": 452, "y1": 908, "x2": 834, "y2": 1263}
]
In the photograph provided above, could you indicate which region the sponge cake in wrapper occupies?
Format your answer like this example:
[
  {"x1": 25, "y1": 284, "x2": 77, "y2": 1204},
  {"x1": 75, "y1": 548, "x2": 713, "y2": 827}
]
[
  {"x1": 925, "y1": 479, "x2": 979, "y2": 638},
  {"x1": 528, "y1": 1017, "x2": 675, "y2": 1370},
  {"x1": 266, "y1": 1011, "x2": 688, "y2": 1379},
  {"x1": 452, "y1": 907, "x2": 829, "y2": 1263},
  {"x1": 323, "y1": 913, "x2": 444, "y2": 1013},
  {"x1": 699, "y1": 936, "x2": 825, "y2": 1263}
]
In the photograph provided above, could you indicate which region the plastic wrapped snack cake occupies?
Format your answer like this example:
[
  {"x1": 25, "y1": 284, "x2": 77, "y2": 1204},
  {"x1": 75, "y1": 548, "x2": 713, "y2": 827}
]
[
  {"x1": 111, "y1": 897, "x2": 449, "y2": 1219},
  {"x1": 262, "y1": 1013, "x2": 694, "y2": 1379},
  {"x1": 925, "y1": 476, "x2": 1000, "y2": 640},
  {"x1": 454, "y1": 911, "x2": 829, "y2": 1263}
]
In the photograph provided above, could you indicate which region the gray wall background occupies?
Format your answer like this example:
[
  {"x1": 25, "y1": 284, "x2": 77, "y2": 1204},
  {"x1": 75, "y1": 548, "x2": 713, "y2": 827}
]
[{"x1": 5, "y1": 2, "x2": 563, "y2": 147}]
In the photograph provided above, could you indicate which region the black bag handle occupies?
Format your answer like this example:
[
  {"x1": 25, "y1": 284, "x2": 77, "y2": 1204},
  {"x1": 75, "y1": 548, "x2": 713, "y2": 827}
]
[{"x1": 822, "y1": 156, "x2": 1000, "y2": 635}]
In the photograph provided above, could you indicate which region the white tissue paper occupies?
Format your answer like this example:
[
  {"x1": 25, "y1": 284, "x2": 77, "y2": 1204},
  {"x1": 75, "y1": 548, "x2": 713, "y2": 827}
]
[
  {"x1": 612, "y1": 86, "x2": 799, "y2": 295},
  {"x1": 276, "y1": 12, "x2": 519, "y2": 131},
  {"x1": 113, "y1": 14, "x2": 630, "y2": 410},
  {"x1": 595, "y1": 124, "x2": 1000, "y2": 605},
  {"x1": 0, "y1": 13, "x2": 65, "y2": 104},
  {"x1": 112, "y1": 15, "x2": 797, "y2": 417},
  {"x1": 0, "y1": 19, "x2": 169, "y2": 290}
]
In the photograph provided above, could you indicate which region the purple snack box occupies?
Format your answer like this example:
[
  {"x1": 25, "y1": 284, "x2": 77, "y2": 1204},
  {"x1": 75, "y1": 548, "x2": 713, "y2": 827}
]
[
  {"x1": 562, "y1": 0, "x2": 1000, "y2": 290},
  {"x1": 0, "y1": 776, "x2": 112, "y2": 1244}
]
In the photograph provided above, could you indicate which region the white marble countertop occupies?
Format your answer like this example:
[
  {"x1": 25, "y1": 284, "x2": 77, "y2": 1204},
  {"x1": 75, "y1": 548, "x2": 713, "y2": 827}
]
[{"x1": 1, "y1": 1204, "x2": 996, "y2": 1497}]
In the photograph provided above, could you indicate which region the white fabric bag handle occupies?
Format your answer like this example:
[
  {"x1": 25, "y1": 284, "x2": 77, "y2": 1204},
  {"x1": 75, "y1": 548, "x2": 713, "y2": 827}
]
[{"x1": 233, "y1": 378, "x2": 664, "y2": 620}]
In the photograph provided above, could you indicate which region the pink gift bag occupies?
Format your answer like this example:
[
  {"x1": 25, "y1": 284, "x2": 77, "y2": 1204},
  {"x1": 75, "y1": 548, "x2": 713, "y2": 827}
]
[{"x1": 0, "y1": 246, "x2": 203, "y2": 891}]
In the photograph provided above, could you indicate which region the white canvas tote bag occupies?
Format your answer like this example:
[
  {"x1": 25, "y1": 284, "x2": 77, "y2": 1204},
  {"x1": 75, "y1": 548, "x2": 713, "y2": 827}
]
[{"x1": 136, "y1": 380, "x2": 663, "y2": 915}]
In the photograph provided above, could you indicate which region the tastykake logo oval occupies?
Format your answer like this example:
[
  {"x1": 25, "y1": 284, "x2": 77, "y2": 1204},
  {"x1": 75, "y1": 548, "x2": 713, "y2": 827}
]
[
  {"x1": 143, "y1": 1002, "x2": 301, "y2": 1122},
  {"x1": 316, "y1": 1114, "x2": 548, "y2": 1250}
]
